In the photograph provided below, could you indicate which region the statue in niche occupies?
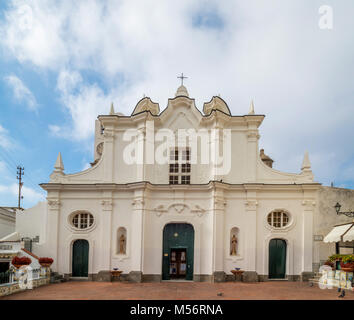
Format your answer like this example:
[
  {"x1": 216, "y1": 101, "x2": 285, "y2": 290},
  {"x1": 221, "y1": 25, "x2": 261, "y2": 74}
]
[
  {"x1": 230, "y1": 234, "x2": 238, "y2": 256},
  {"x1": 119, "y1": 234, "x2": 126, "y2": 254}
]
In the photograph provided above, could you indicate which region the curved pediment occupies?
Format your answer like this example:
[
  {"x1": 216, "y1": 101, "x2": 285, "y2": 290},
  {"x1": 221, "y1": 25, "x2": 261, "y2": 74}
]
[
  {"x1": 132, "y1": 97, "x2": 160, "y2": 116},
  {"x1": 203, "y1": 96, "x2": 231, "y2": 116},
  {"x1": 159, "y1": 96, "x2": 203, "y2": 128}
]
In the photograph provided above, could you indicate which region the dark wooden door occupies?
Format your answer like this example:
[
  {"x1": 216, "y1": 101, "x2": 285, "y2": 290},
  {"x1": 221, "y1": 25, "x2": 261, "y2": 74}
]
[
  {"x1": 162, "y1": 223, "x2": 194, "y2": 280},
  {"x1": 72, "y1": 239, "x2": 89, "y2": 277},
  {"x1": 269, "y1": 239, "x2": 286, "y2": 279}
]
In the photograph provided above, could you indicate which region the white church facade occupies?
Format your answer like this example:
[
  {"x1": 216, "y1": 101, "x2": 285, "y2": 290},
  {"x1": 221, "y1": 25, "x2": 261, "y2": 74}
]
[{"x1": 2, "y1": 84, "x2": 329, "y2": 282}]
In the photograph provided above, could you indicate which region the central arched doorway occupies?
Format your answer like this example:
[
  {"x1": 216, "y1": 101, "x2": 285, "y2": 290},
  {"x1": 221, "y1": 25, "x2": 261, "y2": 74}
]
[
  {"x1": 269, "y1": 239, "x2": 287, "y2": 279},
  {"x1": 162, "y1": 223, "x2": 194, "y2": 280},
  {"x1": 72, "y1": 239, "x2": 89, "y2": 277}
]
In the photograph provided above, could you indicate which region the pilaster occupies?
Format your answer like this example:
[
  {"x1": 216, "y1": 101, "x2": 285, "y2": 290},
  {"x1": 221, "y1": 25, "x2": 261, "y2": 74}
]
[
  {"x1": 302, "y1": 199, "x2": 315, "y2": 272},
  {"x1": 100, "y1": 191, "x2": 113, "y2": 272},
  {"x1": 103, "y1": 127, "x2": 115, "y2": 182},
  {"x1": 130, "y1": 189, "x2": 145, "y2": 280},
  {"x1": 212, "y1": 186, "x2": 226, "y2": 281},
  {"x1": 47, "y1": 198, "x2": 60, "y2": 271}
]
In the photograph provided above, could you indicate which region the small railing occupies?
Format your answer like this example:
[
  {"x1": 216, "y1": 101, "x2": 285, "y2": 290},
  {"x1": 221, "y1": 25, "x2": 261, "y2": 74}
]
[
  {"x1": 0, "y1": 270, "x2": 14, "y2": 285},
  {"x1": 0, "y1": 267, "x2": 47, "y2": 286}
]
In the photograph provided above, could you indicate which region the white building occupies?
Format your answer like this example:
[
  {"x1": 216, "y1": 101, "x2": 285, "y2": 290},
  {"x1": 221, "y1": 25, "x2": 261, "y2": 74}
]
[
  {"x1": 2, "y1": 84, "x2": 352, "y2": 282},
  {"x1": 0, "y1": 207, "x2": 16, "y2": 239}
]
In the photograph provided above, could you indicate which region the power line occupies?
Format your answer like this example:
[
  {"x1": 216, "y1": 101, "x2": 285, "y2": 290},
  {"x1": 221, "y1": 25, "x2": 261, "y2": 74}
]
[{"x1": 0, "y1": 149, "x2": 44, "y2": 192}]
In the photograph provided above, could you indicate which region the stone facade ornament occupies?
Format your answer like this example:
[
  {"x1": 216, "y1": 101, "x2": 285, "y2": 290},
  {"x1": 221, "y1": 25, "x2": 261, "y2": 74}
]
[
  {"x1": 153, "y1": 205, "x2": 167, "y2": 217},
  {"x1": 171, "y1": 203, "x2": 187, "y2": 214},
  {"x1": 244, "y1": 200, "x2": 258, "y2": 211},
  {"x1": 191, "y1": 205, "x2": 206, "y2": 217},
  {"x1": 48, "y1": 200, "x2": 60, "y2": 210},
  {"x1": 101, "y1": 200, "x2": 113, "y2": 211}
]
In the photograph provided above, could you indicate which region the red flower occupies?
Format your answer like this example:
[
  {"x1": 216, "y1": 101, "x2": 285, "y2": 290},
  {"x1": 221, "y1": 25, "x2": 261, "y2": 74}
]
[
  {"x1": 38, "y1": 257, "x2": 54, "y2": 264},
  {"x1": 12, "y1": 256, "x2": 32, "y2": 265}
]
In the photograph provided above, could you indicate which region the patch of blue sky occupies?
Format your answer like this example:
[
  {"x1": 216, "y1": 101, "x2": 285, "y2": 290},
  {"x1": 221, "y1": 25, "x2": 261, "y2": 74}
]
[{"x1": 192, "y1": 7, "x2": 225, "y2": 30}]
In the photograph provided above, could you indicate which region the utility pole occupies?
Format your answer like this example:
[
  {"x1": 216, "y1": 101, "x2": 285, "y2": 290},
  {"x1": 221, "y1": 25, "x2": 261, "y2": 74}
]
[{"x1": 16, "y1": 166, "x2": 24, "y2": 209}]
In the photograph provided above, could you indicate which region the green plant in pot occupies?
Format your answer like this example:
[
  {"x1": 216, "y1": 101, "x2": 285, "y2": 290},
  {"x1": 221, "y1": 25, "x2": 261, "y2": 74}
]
[
  {"x1": 340, "y1": 254, "x2": 354, "y2": 272},
  {"x1": 329, "y1": 254, "x2": 344, "y2": 262}
]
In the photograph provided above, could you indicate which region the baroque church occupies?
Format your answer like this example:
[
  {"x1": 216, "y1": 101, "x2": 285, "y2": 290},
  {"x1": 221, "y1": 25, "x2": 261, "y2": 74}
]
[{"x1": 3, "y1": 83, "x2": 352, "y2": 283}]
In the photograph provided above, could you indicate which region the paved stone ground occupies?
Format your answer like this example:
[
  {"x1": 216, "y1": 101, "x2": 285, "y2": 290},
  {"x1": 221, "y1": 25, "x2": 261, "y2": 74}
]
[{"x1": 1, "y1": 281, "x2": 353, "y2": 300}]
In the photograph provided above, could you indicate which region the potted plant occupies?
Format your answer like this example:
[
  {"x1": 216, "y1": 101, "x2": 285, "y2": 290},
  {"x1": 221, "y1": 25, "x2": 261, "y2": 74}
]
[
  {"x1": 11, "y1": 256, "x2": 32, "y2": 269},
  {"x1": 329, "y1": 254, "x2": 344, "y2": 262},
  {"x1": 340, "y1": 254, "x2": 354, "y2": 272},
  {"x1": 38, "y1": 257, "x2": 54, "y2": 268}
]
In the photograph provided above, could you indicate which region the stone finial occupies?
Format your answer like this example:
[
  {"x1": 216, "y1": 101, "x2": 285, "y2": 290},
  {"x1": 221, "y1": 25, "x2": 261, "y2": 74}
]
[
  {"x1": 248, "y1": 100, "x2": 255, "y2": 115},
  {"x1": 175, "y1": 85, "x2": 189, "y2": 97},
  {"x1": 109, "y1": 102, "x2": 115, "y2": 115},
  {"x1": 301, "y1": 151, "x2": 311, "y2": 171},
  {"x1": 54, "y1": 152, "x2": 64, "y2": 172}
]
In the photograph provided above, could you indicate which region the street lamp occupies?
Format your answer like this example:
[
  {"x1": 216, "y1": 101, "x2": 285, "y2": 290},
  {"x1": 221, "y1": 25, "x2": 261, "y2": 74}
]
[{"x1": 334, "y1": 202, "x2": 354, "y2": 218}]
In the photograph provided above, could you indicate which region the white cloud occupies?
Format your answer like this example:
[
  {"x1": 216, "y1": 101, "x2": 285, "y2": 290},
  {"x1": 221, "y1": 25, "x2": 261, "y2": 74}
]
[
  {"x1": 1, "y1": 1, "x2": 354, "y2": 187},
  {"x1": 0, "y1": 183, "x2": 45, "y2": 208},
  {"x1": 4, "y1": 74, "x2": 38, "y2": 111},
  {"x1": 52, "y1": 69, "x2": 115, "y2": 141},
  {"x1": 0, "y1": 125, "x2": 13, "y2": 150}
]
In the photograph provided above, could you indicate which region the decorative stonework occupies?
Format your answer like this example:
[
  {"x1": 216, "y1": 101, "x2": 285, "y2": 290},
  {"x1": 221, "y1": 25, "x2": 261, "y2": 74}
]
[
  {"x1": 101, "y1": 200, "x2": 113, "y2": 211},
  {"x1": 302, "y1": 200, "x2": 316, "y2": 210},
  {"x1": 171, "y1": 203, "x2": 187, "y2": 214},
  {"x1": 96, "y1": 142, "x2": 104, "y2": 156},
  {"x1": 103, "y1": 130, "x2": 114, "y2": 139},
  {"x1": 153, "y1": 205, "x2": 168, "y2": 217},
  {"x1": 247, "y1": 131, "x2": 260, "y2": 141},
  {"x1": 49, "y1": 171, "x2": 64, "y2": 182},
  {"x1": 244, "y1": 200, "x2": 258, "y2": 211},
  {"x1": 132, "y1": 198, "x2": 145, "y2": 209},
  {"x1": 48, "y1": 200, "x2": 61, "y2": 210},
  {"x1": 214, "y1": 198, "x2": 226, "y2": 210},
  {"x1": 191, "y1": 205, "x2": 206, "y2": 217}
]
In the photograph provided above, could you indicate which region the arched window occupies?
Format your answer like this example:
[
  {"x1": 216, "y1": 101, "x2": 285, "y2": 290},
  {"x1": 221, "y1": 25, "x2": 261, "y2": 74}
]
[
  {"x1": 230, "y1": 227, "x2": 239, "y2": 256},
  {"x1": 71, "y1": 212, "x2": 94, "y2": 229},
  {"x1": 267, "y1": 210, "x2": 289, "y2": 228},
  {"x1": 117, "y1": 227, "x2": 127, "y2": 255}
]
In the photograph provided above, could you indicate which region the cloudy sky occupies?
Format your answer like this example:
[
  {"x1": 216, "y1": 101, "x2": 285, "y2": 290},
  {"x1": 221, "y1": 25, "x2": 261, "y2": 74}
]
[{"x1": 0, "y1": 0, "x2": 353, "y2": 208}]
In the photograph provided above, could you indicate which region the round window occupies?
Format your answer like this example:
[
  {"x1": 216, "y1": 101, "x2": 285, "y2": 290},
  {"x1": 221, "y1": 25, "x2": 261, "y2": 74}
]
[
  {"x1": 72, "y1": 212, "x2": 94, "y2": 229},
  {"x1": 267, "y1": 211, "x2": 289, "y2": 228}
]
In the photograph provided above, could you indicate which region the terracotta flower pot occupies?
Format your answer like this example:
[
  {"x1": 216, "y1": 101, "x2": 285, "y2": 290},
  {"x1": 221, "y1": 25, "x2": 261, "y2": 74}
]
[
  {"x1": 40, "y1": 263, "x2": 52, "y2": 268},
  {"x1": 340, "y1": 262, "x2": 354, "y2": 272},
  {"x1": 13, "y1": 263, "x2": 30, "y2": 269}
]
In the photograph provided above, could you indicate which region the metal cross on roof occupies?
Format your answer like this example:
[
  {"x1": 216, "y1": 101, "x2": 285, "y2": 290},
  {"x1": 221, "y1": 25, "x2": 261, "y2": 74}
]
[{"x1": 177, "y1": 73, "x2": 188, "y2": 86}]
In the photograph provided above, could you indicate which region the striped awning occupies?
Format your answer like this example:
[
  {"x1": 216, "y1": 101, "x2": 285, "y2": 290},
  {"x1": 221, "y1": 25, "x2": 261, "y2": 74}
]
[{"x1": 323, "y1": 222, "x2": 354, "y2": 243}]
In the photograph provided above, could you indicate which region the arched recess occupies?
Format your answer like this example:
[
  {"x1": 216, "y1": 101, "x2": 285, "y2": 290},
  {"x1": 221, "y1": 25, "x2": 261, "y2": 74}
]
[
  {"x1": 230, "y1": 227, "x2": 240, "y2": 256},
  {"x1": 117, "y1": 227, "x2": 127, "y2": 255}
]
